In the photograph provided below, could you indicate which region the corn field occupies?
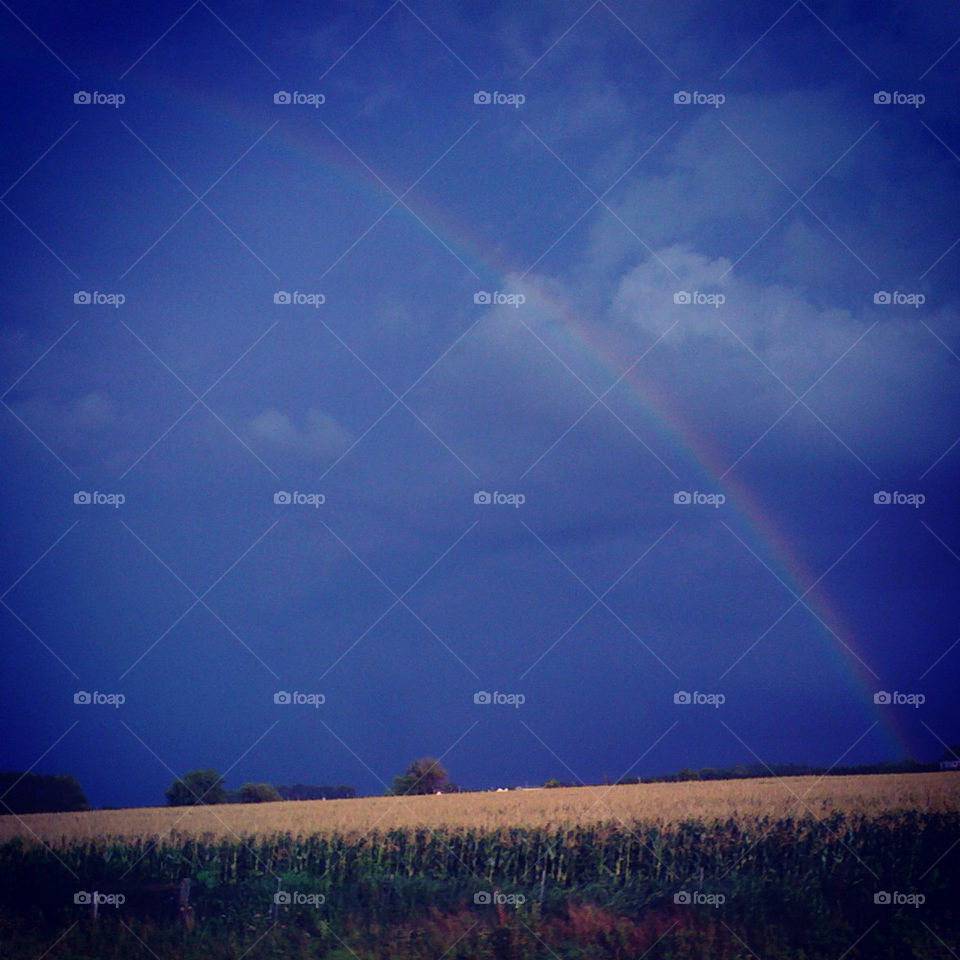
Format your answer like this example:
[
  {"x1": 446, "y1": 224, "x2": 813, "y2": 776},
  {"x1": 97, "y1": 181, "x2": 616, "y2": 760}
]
[
  {"x1": 1, "y1": 809, "x2": 957, "y2": 959},
  {"x1": 2, "y1": 771, "x2": 955, "y2": 845}
]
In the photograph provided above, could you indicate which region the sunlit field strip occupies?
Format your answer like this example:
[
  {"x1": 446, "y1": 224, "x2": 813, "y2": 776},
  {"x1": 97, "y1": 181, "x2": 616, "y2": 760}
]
[{"x1": 2, "y1": 772, "x2": 956, "y2": 846}]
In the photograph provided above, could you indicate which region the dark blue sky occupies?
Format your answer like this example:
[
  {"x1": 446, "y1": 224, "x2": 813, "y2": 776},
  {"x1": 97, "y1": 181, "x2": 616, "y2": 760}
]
[{"x1": 1, "y1": 0, "x2": 958, "y2": 808}]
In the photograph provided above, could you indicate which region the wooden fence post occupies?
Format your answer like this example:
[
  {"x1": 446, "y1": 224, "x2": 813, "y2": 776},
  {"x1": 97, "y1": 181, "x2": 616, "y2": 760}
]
[{"x1": 179, "y1": 878, "x2": 194, "y2": 933}]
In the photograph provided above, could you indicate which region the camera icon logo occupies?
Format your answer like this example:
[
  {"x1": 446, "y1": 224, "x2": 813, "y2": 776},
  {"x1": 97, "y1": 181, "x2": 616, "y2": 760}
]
[
  {"x1": 273, "y1": 291, "x2": 291, "y2": 304},
  {"x1": 874, "y1": 91, "x2": 891, "y2": 104},
  {"x1": 674, "y1": 891, "x2": 691, "y2": 904},
  {"x1": 74, "y1": 491, "x2": 91, "y2": 504},
  {"x1": 74, "y1": 691, "x2": 92, "y2": 704},
  {"x1": 874, "y1": 891, "x2": 891, "y2": 904},
  {"x1": 274, "y1": 691, "x2": 292, "y2": 704},
  {"x1": 474, "y1": 691, "x2": 492, "y2": 704},
  {"x1": 74, "y1": 291, "x2": 91, "y2": 304},
  {"x1": 274, "y1": 491, "x2": 292, "y2": 504},
  {"x1": 473, "y1": 91, "x2": 491, "y2": 104},
  {"x1": 474, "y1": 891, "x2": 492, "y2": 904},
  {"x1": 274, "y1": 891, "x2": 291, "y2": 904},
  {"x1": 873, "y1": 691, "x2": 891, "y2": 704},
  {"x1": 673, "y1": 691, "x2": 691, "y2": 704},
  {"x1": 873, "y1": 491, "x2": 891, "y2": 504},
  {"x1": 74, "y1": 91, "x2": 91, "y2": 104},
  {"x1": 274, "y1": 91, "x2": 291, "y2": 104},
  {"x1": 673, "y1": 291, "x2": 691, "y2": 304},
  {"x1": 473, "y1": 291, "x2": 491, "y2": 304},
  {"x1": 873, "y1": 291, "x2": 891, "y2": 304},
  {"x1": 673, "y1": 491, "x2": 691, "y2": 504},
  {"x1": 474, "y1": 491, "x2": 492, "y2": 504},
  {"x1": 74, "y1": 891, "x2": 92, "y2": 904},
  {"x1": 674, "y1": 91, "x2": 691, "y2": 104}
]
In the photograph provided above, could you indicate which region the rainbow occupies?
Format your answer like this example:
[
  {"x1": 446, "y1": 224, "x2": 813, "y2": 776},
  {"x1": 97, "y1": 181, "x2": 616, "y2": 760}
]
[
  {"x1": 138, "y1": 74, "x2": 910, "y2": 758},
  {"x1": 510, "y1": 277, "x2": 909, "y2": 749}
]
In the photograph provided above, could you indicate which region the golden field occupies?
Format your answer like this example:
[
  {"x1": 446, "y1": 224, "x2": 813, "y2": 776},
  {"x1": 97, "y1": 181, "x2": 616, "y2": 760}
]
[{"x1": 1, "y1": 771, "x2": 956, "y2": 846}]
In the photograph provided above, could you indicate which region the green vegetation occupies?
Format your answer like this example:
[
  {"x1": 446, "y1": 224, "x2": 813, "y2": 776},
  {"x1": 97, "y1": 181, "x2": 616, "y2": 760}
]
[
  {"x1": 0, "y1": 772, "x2": 87, "y2": 814},
  {"x1": 236, "y1": 782, "x2": 282, "y2": 803},
  {"x1": 612, "y1": 754, "x2": 958, "y2": 785},
  {"x1": 167, "y1": 774, "x2": 359, "y2": 806},
  {"x1": 276, "y1": 783, "x2": 357, "y2": 800},
  {"x1": 0, "y1": 811, "x2": 956, "y2": 958},
  {"x1": 387, "y1": 756, "x2": 454, "y2": 795},
  {"x1": 165, "y1": 769, "x2": 227, "y2": 806}
]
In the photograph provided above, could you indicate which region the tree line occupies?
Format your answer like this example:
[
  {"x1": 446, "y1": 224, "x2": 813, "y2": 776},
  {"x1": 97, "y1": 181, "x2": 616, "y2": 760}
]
[
  {"x1": 163, "y1": 757, "x2": 453, "y2": 806},
  {"x1": 163, "y1": 771, "x2": 357, "y2": 806},
  {"x1": 563, "y1": 750, "x2": 960, "y2": 787},
  {"x1": 3, "y1": 747, "x2": 957, "y2": 814}
]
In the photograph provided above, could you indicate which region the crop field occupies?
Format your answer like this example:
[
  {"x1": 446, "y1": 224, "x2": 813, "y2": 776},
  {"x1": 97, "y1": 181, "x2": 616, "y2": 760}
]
[
  {"x1": 2, "y1": 771, "x2": 956, "y2": 845},
  {"x1": 1, "y1": 772, "x2": 958, "y2": 959}
]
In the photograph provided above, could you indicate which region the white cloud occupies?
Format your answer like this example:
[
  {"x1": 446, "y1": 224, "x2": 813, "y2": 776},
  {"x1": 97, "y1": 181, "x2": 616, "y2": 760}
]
[
  {"x1": 249, "y1": 408, "x2": 354, "y2": 462},
  {"x1": 11, "y1": 391, "x2": 121, "y2": 441}
]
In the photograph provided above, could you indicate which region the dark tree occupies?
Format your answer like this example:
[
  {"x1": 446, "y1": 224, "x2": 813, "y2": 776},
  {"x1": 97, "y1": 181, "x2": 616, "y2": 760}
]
[
  {"x1": 237, "y1": 782, "x2": 281, "y2": 803},
  {"x1": 388, "y1": 757, "x2": 450, "y2": 795},
  {"x1": 0, "y1": 772, "x2": 87, "y2": 814},
  {"x1": 276, "y1": 783, "x2": 357, "y2": 800},
  {"x1": 165, "y1": 769, "x2": 227, "y2": 806}
]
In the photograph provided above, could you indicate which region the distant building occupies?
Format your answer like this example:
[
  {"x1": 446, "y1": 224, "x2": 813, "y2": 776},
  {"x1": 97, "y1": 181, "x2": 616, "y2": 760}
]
[{"x1": 939, "y1": 760, "x2": 960, "y2": 770}]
